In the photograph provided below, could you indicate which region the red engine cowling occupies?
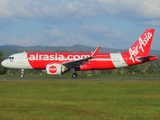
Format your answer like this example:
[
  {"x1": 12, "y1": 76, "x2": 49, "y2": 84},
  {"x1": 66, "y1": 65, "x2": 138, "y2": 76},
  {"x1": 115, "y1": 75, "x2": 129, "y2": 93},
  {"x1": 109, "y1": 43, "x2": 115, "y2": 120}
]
[{"x1": 46, "y1": 64, "x2": 66, "y2": 75}]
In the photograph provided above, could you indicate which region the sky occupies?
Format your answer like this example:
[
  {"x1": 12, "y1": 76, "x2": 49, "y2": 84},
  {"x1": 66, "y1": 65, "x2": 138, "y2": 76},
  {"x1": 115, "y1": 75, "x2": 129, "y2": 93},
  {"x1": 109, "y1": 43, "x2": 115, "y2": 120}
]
[{"x1": 0, "y1": 0, "x2": 160, "y2": 50}]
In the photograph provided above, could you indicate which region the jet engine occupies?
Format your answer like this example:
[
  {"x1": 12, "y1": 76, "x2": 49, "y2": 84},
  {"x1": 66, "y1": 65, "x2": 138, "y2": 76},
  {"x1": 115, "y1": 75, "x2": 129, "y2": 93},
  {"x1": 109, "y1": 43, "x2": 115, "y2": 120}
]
[{"x1": 46, "y1": 64, "x2": 67, "y2": 75}]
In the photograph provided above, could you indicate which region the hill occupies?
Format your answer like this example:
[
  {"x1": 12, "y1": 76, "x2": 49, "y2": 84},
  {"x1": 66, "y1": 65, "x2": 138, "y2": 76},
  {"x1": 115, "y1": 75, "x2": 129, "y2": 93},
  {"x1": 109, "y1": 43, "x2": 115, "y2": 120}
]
[{"x1": 0, "y1": 44, "x2": 160, "y2": 58}]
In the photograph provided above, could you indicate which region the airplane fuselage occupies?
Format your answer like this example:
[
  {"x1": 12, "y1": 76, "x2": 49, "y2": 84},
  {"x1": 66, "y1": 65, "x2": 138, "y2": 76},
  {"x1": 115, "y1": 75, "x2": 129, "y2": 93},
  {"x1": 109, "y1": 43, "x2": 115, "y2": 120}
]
[{"x1": 2, "y1": 52, "x2": 130, "y2": 70}]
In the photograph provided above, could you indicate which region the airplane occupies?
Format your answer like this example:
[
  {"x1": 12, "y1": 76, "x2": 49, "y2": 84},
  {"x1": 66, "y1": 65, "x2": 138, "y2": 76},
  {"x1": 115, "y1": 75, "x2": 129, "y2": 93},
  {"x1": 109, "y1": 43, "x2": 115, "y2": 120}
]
[{"x1": 1, "y1": 29, "x2": 158, "y2": 78}]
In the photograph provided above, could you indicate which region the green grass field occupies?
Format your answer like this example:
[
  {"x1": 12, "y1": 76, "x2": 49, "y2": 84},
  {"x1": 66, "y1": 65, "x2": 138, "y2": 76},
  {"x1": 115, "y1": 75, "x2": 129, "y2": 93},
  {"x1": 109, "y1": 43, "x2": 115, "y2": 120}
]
[{"x1": 0, "y1": 79, "x2": 160, "y2": 120}]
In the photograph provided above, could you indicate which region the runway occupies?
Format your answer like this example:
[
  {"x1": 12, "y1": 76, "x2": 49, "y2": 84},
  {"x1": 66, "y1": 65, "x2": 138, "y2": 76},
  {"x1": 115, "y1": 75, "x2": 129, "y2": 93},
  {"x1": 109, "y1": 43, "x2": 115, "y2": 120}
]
[{"x1": 0, "y1": 77, "x2": 160, "y2": 81}]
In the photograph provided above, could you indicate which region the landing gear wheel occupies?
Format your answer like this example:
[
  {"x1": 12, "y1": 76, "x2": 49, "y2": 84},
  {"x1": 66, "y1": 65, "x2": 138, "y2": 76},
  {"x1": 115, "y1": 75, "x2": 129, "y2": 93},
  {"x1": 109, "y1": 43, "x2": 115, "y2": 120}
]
[
  {"x1": 20, "y1": 69, "x2": 24, "y2": 78},
  {"x1": 20, "y1": 75, "x2": 24, "y2": 78},
  {"x1": 72, "y1": 73, "x2": 77, "y2": 78}
]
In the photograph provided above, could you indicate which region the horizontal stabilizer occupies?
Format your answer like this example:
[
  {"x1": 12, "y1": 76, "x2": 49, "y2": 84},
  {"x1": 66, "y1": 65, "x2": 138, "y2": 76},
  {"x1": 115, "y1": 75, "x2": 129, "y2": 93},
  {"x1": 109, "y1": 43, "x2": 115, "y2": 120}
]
[{"x1": 137, "y1": 55, "x2": 158, "y2": 61}]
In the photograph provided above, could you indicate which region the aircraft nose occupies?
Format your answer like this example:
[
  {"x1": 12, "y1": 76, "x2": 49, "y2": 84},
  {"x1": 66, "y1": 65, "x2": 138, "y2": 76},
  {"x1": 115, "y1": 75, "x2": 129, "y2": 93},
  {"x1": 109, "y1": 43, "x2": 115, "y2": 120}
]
[{"x1": 1, "y1": 60, "x2": 8, "y2": 67}]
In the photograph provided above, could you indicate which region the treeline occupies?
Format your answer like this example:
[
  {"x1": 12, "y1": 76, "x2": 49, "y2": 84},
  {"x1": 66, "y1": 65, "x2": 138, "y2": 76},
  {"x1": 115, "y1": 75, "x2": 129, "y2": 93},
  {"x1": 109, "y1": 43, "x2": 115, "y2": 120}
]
[
  {"x1": 0, "y1": 51, "x2": 7, "y2": 74},
  {"x1": 4, "y1": 59, "x2": 160, "y2": 76}
]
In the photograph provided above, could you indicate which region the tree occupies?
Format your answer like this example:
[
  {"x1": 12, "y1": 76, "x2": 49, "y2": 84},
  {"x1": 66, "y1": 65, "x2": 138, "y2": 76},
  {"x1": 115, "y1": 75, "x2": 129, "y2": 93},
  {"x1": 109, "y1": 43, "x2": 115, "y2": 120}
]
[{"x1": 0, "y1": 51, "x2": 7, "y2": 74}]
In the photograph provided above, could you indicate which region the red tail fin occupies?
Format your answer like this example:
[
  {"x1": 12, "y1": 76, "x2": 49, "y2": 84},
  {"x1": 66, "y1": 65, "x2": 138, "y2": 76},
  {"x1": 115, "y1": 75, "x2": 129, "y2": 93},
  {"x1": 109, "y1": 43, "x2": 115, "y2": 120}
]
[{"x1": 123, "y1": 29, "x2": 155, "y2": 64}]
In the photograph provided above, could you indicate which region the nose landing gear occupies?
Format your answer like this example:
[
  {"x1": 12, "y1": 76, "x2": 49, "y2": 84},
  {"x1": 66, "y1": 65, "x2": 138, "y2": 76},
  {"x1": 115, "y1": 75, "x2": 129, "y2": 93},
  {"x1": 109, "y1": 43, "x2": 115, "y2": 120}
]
[{"x1": 20, "y1": 69, "x2": 24, "y2": 78}]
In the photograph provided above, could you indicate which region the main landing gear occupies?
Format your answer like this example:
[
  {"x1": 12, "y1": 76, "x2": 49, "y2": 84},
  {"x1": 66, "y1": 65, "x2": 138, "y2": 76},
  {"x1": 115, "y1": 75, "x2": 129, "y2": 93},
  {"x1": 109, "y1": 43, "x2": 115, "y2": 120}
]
[
  {"x1": 72, "y1": 73, "x2": 78, "y2": 78},
  {"x1": 70, "y1": 67, "x2": 78, "y2": 78}
]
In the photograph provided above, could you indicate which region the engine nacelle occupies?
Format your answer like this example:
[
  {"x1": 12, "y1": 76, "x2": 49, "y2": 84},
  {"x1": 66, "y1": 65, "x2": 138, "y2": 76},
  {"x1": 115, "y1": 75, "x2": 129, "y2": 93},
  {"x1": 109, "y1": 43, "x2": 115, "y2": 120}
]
[{"x1": 46, "y1": 64, "x2": 66, "y2": 75}]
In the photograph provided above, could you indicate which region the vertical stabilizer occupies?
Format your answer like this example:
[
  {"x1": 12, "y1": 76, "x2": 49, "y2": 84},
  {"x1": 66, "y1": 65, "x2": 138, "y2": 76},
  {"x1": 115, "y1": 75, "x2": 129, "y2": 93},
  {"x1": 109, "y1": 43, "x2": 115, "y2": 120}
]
[{"x1": 123, "y1": 29, "x2": 155, "y2": 64}]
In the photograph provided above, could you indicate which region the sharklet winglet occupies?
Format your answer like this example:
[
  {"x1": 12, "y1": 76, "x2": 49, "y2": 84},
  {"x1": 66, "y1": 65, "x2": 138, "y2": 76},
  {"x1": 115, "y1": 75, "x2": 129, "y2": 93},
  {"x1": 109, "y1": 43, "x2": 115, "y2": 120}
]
[{"x1": 91, "y1": 46, "x2": 100, "y2": 57}]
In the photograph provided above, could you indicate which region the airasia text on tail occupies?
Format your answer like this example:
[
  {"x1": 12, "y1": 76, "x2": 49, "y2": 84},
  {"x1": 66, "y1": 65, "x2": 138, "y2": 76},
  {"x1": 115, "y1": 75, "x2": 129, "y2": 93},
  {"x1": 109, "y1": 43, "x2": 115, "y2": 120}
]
[{"x1": 128, "y1": 30, "x2": 153, "y2": 63}]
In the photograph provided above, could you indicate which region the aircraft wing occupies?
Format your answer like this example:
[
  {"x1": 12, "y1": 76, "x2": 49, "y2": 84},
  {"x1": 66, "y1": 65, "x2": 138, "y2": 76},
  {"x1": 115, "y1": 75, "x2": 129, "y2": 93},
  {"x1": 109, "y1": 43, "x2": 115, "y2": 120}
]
[{"x1": 62, "y1": 46, "x2": 100, "y2": 68}]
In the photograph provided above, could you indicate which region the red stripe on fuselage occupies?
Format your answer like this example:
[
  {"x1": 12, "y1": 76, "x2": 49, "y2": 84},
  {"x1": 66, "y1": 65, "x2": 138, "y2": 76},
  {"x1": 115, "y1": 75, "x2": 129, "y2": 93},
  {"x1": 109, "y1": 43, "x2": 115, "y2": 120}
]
[
  {"x1": 81, "y1": 53, "x2": 116, "y2": 70},
  {"x1": 27, "y1": 52, "x2": 116, "y2": 70}
]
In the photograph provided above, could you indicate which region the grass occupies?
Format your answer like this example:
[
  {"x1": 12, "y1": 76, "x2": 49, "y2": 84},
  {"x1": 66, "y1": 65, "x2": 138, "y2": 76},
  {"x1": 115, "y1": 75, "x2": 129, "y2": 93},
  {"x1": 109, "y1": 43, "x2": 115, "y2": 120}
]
[
  {"x1": 0, "y1": 79, "x2": 160, "y2": 120},
  {"x1": 2, "y1": 73, "x2": 160, "y2": 79}
]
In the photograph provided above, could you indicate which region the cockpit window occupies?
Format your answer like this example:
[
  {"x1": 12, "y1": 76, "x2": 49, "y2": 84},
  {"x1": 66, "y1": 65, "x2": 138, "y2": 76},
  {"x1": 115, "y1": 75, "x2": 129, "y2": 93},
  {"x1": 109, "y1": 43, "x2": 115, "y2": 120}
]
[{"x1": 9, "y1": 57, "x2": 14, "y2": 59}]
